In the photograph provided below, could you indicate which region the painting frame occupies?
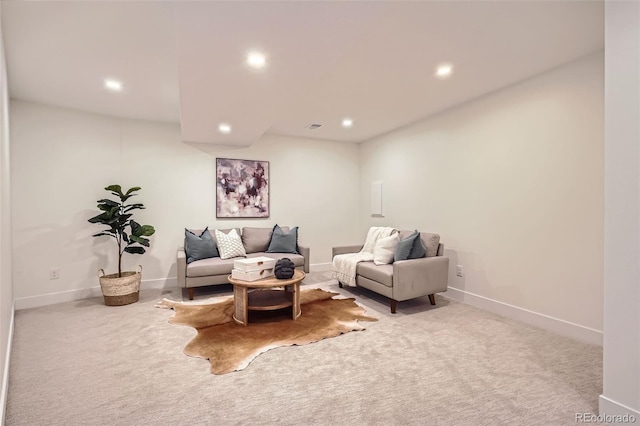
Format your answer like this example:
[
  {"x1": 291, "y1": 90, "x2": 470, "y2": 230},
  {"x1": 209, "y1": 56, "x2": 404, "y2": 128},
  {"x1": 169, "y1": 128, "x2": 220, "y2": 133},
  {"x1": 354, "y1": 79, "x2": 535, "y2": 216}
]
[{"x1": 216, "y1": 158, "x2": 270, "y2": 218}]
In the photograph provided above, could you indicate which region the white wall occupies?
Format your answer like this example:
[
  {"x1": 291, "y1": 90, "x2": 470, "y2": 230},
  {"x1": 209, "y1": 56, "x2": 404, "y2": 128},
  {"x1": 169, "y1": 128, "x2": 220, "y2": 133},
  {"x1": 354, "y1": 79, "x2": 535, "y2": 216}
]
[
  {"x1": 9, "y1": 100, "x2": 360, "y2": 305},
  {"x1": 0, "y1": 5, "x2": 13, "y2": 420},
  {"x1": 360, "y1": 53, "x2": 604, "y2": 341},
  {"x1": 600, "y1": 2, "x2": 640, "y2": 419}
]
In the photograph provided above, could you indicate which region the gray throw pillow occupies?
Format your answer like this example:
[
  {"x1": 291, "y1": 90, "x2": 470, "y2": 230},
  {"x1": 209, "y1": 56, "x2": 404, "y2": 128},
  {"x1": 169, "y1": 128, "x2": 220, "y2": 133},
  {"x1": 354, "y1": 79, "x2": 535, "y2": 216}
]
[
  {"x1": 185, "y1": 228, "x2": 218, "y2": 264},
  {"x1": 409, "y1": 235, "x2": 427, "y2": 259},
  {"x1": 394, "y1": 231, "x2": 419, "y2": 262},
  {"x1": 266, "y1": 225, "x2": 299, "y2": 254}
]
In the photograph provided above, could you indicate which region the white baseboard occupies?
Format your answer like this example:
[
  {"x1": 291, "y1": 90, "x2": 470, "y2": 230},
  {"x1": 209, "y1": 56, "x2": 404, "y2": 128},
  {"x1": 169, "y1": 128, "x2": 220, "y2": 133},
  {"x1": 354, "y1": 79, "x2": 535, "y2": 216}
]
[
  {"x1": 444, "y1": 286, "x2": 603, "y2": 346},
  {"x1": 13, "y1": 267, "x2": 339, "y2": 310},
  {"x1": 310, "y1": 263, "x2": 332, "y2": 272},
  {"x1": 1, "y1": 301, "x2": 14, "y2": 425},
  {"x1": 14, "y1": 277, "x2": 178, "y2": 310},
  {"x1": 598, "y1": 395, "x2": 640, "y2": 423}
]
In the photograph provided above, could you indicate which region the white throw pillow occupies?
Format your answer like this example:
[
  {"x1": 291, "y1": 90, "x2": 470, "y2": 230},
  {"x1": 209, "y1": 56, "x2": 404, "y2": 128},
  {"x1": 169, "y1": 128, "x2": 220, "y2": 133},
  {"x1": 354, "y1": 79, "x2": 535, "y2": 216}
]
[
  {"x1": 215, "y1": 229, "x2": 247, "y2": 260},
  {"x1": 373, "y1": 233, "x2": 400, "y2": 265}
]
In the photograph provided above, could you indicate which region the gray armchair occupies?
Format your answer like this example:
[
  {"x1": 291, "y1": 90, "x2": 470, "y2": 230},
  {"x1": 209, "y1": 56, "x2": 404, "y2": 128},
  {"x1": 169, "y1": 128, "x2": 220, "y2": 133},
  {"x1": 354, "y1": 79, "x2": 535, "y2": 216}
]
[{"x1": 332, "y1": 230, "x2": 449, "y2": 313}]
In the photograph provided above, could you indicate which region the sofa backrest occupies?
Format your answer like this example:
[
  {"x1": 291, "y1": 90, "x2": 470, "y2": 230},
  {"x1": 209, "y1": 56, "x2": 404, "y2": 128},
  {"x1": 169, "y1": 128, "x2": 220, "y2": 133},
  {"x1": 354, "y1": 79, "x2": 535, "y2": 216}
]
[
  {"x1": 398, "y1": 230, "x2": 441, "y2": 257},
  {"x1": 185, "y1": 228, "x2": 240, "y2": 248},
  {"x1": 185, "y1": 227, "x2": 292, "y2": 254},
  {"x1": 241, "y1": 226, "x2": 289, "y2": 254}
]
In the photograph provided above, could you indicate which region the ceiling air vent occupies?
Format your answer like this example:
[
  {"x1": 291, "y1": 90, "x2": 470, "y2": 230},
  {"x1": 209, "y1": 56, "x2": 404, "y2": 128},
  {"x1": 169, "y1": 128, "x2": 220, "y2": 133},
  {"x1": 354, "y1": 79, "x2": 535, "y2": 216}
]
[{"x1": 306, "y1": 123, "x2": 322, "y2": 130}]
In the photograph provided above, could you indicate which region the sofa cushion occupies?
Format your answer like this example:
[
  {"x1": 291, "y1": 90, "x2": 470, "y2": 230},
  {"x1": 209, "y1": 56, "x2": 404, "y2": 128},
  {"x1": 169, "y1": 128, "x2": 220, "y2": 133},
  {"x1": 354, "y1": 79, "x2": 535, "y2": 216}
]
[
  {"x1": 410, "y1": 236, "x2": 427, "y2": 259},
  {"x1": 186, "y1": 257, "x2": 235, "y2": 278},
  {"x1": 250, "y1": 252, "x2": 305, "y2": 268},
  {"x1": 373, "y1": 233, "x2": 399, "y2": 265},
  {"x1": 215, "y1": 229, "x2": 247, "y2": 259},
  {"x1": 242, "y1": 226, "x2": 289, "y2": 254},
  {"x1": 357, "y1": 262, "x2": 393, "y2": 287},
  {"x1": 242, "y1": 227, "x2": 271, "y2": 254},
  {"x1": 419, "y1": 232, "x2": 440, "y2": 257},
  {"x1": 266, "y1": 224, "x2": 299, "y2": 254},
  {"x1": 184, "y1": 228, "x2": 218, "y2": 264},
  {"x1": 210, "y1": 228, "x2": 240, "y2": 246}
]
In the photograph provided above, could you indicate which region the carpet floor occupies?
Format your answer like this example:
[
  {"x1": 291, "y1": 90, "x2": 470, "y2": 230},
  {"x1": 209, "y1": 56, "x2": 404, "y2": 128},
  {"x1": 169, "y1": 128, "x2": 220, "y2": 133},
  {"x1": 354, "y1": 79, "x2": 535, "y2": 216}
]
[{"x1": 5, "y1": 272, "x2": 602, "y2": 425}]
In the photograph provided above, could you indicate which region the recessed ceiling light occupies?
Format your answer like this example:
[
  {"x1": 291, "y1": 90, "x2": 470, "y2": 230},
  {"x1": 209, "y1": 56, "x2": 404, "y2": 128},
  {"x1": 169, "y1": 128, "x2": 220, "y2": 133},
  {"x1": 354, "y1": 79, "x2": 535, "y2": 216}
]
[
  {"x1": 104, "y1": 79, "x2": 122, "y2": 92},
  {"x1": 342, "y1": 118, "x2": 353, "y2": 128},
  {"x1": 435, "y1": 63, "x2": 453, "y2": 79},
  {"x1": 247, "y1": 51, "x2": 266, "y2": 69},
  {"x1": 218, "y1": 123, "x2": 232, "y2": 134}
]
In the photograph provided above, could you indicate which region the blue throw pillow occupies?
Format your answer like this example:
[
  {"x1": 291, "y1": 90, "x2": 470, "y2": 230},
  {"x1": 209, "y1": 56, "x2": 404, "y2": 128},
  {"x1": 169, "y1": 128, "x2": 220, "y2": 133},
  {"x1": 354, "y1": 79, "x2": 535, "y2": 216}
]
[
  {"x1": 409, "y1": 235, "x2": 427, "y2": 259},
  {"x1": 394, "y1": 231, "x2": 420, "y2": 262},
  {"x1": 266, "y1": 224, "x2": 299, "y2": 254},
  {"x1": 185, "y1": 228, "x2": 218, "y2": 264}
]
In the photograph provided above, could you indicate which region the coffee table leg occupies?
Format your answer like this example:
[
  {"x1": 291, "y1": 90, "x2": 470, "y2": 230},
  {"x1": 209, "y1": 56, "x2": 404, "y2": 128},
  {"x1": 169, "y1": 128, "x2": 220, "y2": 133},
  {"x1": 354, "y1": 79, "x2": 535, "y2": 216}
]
[
  {"x1": 292, "y1": 282, "x2": 300, "y2": 320},
  {"x1": 233, "y1": 285, "x2": 249, "y2": 326}
]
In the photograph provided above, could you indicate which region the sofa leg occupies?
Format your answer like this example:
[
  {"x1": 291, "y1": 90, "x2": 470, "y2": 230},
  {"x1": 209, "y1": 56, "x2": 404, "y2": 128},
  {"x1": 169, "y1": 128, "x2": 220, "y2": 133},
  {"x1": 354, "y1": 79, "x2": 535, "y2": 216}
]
[
  {"x1": 188, "y1": 288, "x2": 194, "y2": 301},
  {"x1": 428, "y1": 294, "x2": 436, "y2": 305},
  {"x1": 338, "y1": 282, "x2": 343, "y2": 288},
  {"x1": 390, "y1": 299, "x2": 397, "y2": 314}
]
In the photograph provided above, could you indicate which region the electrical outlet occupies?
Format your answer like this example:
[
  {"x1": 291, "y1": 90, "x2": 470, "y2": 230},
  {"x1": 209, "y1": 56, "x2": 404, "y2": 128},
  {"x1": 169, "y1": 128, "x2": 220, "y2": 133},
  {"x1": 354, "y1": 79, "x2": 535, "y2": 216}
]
[
  {"x1": 456, "y1": 265, "x2": 464, "y2": 277},
  {"x1": 49, "y1": 268, "x2": 60, "y2": 280}
]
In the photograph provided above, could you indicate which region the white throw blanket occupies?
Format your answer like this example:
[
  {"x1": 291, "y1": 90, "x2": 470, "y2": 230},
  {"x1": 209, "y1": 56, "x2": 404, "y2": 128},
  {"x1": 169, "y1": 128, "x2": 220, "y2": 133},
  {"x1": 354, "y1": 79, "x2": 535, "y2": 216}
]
[{"x1": 332, "y1": 226, "x2": 396, "y2": 286}]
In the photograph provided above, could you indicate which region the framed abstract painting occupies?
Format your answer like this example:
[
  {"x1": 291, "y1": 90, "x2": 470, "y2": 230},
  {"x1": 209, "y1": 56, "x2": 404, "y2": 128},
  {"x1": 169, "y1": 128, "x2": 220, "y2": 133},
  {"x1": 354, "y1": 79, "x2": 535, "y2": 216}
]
[{"x1": 216, "y1": 158, "x2": 270, "y2": 218}]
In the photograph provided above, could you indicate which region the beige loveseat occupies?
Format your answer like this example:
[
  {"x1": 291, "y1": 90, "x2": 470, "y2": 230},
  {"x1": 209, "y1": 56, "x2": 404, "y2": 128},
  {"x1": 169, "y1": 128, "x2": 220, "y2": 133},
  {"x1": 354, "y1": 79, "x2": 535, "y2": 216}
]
[
  {"x1": 177, "y1": 227, "x2": 309, "y2": 299},
  {"x1": 332, "y1": 230, "x2": 448, "y2": 313}
]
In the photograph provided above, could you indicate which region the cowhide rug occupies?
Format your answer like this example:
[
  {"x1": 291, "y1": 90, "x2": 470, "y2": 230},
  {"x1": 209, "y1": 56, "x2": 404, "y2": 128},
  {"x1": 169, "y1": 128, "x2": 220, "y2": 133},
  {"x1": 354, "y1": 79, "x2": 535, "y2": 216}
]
[{"x1": 156, "y1": 288, "x2": 377, "y2": 374}]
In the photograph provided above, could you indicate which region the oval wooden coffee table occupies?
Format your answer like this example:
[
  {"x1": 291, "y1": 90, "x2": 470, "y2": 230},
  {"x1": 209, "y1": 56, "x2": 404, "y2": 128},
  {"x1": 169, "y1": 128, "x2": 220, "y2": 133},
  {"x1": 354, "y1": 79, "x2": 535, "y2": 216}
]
[{"x1": 228, "y1": 270, "x2": 306, "y2": 326}]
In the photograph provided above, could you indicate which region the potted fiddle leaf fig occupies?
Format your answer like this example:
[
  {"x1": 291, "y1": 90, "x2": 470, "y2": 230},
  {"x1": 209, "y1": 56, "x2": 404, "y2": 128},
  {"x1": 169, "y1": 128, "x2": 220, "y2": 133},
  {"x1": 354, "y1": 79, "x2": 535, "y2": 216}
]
[{"x1": 88, "y1": 185, "x2": 155, "y2": 306}]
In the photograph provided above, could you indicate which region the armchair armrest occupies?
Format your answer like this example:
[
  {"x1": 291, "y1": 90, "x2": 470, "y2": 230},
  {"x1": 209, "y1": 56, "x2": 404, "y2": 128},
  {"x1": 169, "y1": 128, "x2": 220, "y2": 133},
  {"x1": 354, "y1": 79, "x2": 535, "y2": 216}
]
[
  {"x1": 177, "y1": 247, "x2": 187, "y2": 288},
  {"x1": 392, "y1": 256, "x2": 449, "y2": 301},
  {"x1": 298, "y1": 244, "x2": 310, "y2": 273},
  {"x1": 332, "y1": 245, "x2": 364, "y2": 258}
]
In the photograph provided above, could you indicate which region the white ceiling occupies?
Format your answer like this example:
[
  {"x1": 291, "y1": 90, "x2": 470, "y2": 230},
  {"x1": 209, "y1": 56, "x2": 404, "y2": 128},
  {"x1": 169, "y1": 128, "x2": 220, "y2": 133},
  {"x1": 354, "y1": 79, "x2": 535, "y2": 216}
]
[{"x1": 1, "y1": 1, "x2": 604, "y2": 146}]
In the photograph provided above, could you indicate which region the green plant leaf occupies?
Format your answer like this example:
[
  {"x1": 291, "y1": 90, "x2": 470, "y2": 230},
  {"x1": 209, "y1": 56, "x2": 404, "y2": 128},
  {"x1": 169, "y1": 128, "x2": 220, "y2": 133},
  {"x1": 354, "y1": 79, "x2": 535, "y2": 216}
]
[
  {"x1": 88, "y1": 212, "x2": 113, "y2": 223},
  {"x1": 92, "y1": 232, "x2": 114, "y2": 238},
  {"x1": 124, "y1": 246, "x2": 145, "y2": 255},
  {"x1": 139, "y1": 225, "x2": 155, "y2": 236},
  {"x1": 122, "y1": 232, "x2": 129, "y2": 243},
  {"x1": 105, "y1": 185, "x2": 123, "y2": 196},
  {"x1": 97, "y1": 199, "x2": 119, "y2": 207},
  {"x1": 123, "y1": 203, "x2": 145, "y2": 212},
  {"x1": 125, "y1": 187, "x2": 141, "y2": 196},
  {"x1": 129, "y1": 220, "x2": 140, "y2": 234},
  {"x1": 130, "y1": 236, "x2": 150, "y2": 246}
]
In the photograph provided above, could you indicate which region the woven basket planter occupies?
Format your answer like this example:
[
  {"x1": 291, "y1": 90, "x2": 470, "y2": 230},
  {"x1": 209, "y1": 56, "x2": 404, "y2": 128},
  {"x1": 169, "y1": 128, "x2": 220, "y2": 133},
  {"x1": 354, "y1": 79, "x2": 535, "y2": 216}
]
[{"x1": 98, "y1": 265, "x2": 142, "y2": 306}]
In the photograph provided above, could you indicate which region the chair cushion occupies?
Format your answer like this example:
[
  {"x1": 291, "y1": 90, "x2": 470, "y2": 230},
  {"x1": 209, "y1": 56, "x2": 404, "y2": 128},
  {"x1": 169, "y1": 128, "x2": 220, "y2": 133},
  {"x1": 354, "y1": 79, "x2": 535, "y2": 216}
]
[
  {"x1": 356, "y1": 262, "x2": 393, "y2": 287},
  {"x1": 184, "y1": 228, "x2": 218, "y2": 264}
]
